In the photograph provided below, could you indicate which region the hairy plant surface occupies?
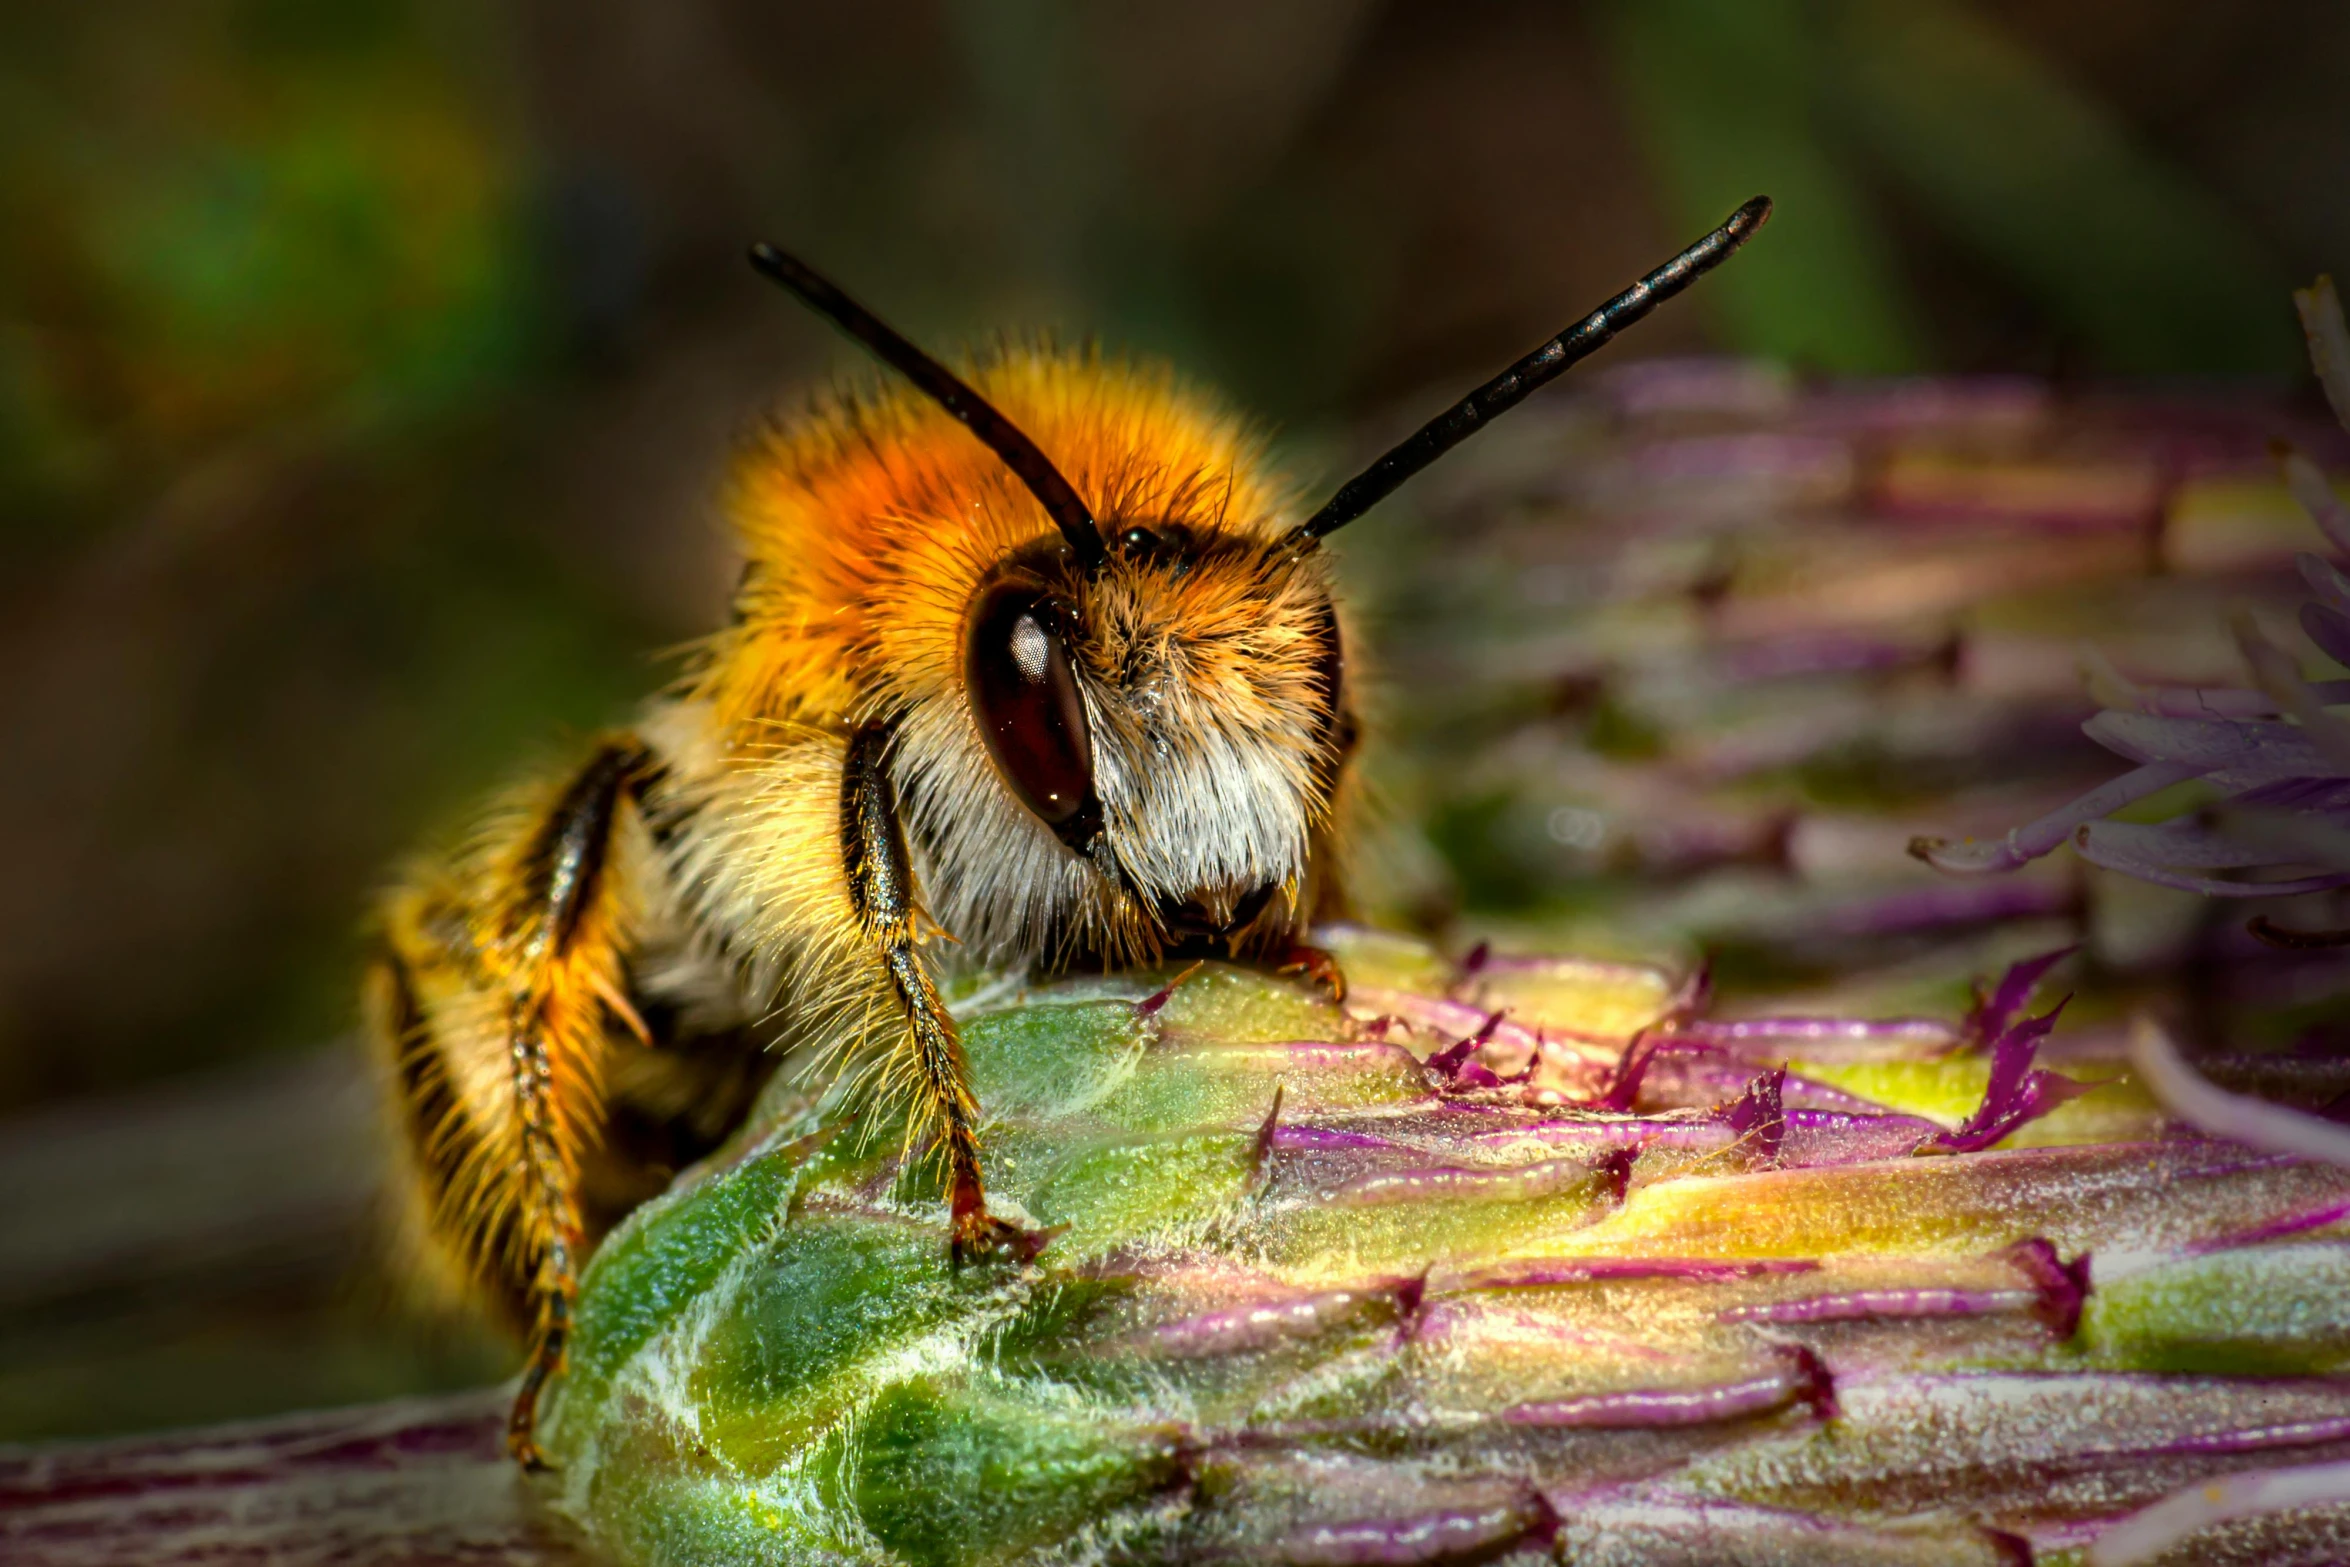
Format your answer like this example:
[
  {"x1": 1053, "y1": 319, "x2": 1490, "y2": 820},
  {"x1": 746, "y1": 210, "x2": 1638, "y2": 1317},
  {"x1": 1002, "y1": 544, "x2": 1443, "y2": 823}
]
[{"x1": 536, "y1": 930, "x2": 2350, "y2": 1566}]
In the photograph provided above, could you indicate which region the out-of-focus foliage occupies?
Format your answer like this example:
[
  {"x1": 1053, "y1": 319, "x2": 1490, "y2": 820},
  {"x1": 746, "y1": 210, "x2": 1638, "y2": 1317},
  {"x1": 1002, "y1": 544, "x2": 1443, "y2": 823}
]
[
  {"x1": 0, "y1": 0, "x2": 648, "y2": 1113},
  {"x1": 0, "y1": 3, "x2": 532, "y2": 548},
  {"x1": 1605, "y1": 0, "x2": 2300, "y2": 373}
]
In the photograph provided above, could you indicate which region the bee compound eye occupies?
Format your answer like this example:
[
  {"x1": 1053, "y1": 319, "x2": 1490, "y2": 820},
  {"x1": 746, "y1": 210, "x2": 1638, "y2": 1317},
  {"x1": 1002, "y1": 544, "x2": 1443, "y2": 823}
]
[{"x1": 965, "y1": 579, "x2": 1101, "y2": 846}]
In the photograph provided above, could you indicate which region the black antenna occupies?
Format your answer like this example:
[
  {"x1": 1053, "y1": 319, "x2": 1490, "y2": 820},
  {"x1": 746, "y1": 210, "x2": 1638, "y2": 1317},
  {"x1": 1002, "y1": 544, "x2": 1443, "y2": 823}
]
[
  {"x1": 749, "y1": 242, "x2": 1108, "y2": 571},
  {"x1": 1291, "y1": 196, "x2": 1773, "y2": 546}
]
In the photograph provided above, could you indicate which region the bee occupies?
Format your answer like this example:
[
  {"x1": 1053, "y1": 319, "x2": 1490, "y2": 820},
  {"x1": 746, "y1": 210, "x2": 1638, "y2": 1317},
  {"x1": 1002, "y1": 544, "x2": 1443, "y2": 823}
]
[{"x1": 364, "y1": 197, "x2": 1771, "y2": 1467}]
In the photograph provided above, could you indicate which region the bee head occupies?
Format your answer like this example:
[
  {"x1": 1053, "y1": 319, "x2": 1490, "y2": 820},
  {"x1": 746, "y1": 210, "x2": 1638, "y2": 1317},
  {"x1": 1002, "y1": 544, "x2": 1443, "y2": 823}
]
[
  {"x1": 748, "y1": 196, "x2": 1770, "y2": 961},
  {"x1": 948, "y1": 519, "x2": 1348, "y2": 958}
]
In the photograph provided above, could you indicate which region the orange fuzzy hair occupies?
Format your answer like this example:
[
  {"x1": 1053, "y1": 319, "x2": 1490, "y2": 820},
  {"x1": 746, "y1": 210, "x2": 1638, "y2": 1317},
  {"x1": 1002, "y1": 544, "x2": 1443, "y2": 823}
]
[{"x1": 689, "y1": 344, "x2": 1296, "y2": 736}]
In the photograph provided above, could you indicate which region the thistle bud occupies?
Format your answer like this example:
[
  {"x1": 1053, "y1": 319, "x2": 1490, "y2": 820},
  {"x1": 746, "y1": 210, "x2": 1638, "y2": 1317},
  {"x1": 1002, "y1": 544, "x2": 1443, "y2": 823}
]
[{"x1": 539, "y1": 934, "x2": 2350, "y2": 1565}]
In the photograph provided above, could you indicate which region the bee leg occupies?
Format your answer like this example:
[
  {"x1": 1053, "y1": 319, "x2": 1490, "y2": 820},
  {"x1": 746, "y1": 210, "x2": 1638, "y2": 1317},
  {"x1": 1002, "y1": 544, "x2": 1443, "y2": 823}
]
[
  {"x1": 506, "y1": 1208, "x2": 575, "y2": 1471},
  {"x1": 1276, "y1": 942, "x2": 1348, "y2": 1003},
  {"x1": 492, "y1": 741, "x2": 649, "y2": 1469},
  {"x1": 840, "y1": 720, "x2": 1048, "y2": 1264},
  {"x1": 390, "y1": 737, "x2": 643, "y2": 1475}
]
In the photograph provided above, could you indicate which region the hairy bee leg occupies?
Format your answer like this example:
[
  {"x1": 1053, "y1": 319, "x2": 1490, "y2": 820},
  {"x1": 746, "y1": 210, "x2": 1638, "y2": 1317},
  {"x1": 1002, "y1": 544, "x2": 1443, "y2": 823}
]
[
  {"x1": 840, "y1": 721, "x2": 1044, "y2": 1262},
  {"x1": 1276, "y1": 942, "x2": 1348, "y2": 1003},
  {"x1": 501, "y1": 740, "x2": 651, "y2": 1468},
  {"x1": 505, "y1": 993, "x2": 587, "y2": 1471},
  {"x1": 506, "y1": 1223, "x2": 574, "y2": 1470}
]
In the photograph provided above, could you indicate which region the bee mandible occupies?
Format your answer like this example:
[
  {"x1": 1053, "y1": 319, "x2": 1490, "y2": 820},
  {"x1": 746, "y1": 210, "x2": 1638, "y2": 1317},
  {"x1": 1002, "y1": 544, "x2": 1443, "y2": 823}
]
[{"x1": 363, "y1": 197, "x2": 1771, "y2": 1467}]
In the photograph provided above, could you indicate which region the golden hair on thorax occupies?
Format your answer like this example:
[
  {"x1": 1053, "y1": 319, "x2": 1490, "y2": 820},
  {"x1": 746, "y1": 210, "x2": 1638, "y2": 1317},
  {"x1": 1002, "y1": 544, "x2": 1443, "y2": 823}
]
[{"x1": 363, "y1": 198, "x2": 1771, "y2": 1468}]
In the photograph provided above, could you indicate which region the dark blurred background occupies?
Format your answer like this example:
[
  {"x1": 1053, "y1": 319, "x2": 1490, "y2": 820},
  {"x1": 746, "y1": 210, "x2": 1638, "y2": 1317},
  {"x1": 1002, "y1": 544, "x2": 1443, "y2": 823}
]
[{"x1": 5, "y1": 0, "x2": 2349, "y2": 1442}]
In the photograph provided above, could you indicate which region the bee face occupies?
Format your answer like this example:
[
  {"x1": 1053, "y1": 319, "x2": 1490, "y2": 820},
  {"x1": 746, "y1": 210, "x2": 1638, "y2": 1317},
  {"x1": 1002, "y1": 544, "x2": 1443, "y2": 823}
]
[{"x1": 901, "y1": 518, "x2": 1346, "y2": 966}]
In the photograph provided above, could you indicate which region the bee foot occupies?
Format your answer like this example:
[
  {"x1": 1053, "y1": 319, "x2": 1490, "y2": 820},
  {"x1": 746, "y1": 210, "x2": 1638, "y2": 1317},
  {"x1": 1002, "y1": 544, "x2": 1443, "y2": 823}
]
[
  {"x1": 948, "y1": 1208, "x2": 1059, "y2": 1267},
  {"x1": 505, "y1": 1427, "x2": 556, "y2": 1474},
  {"x1": 1276, "y1": 942, "x2": 1348, "y2": 1004}
]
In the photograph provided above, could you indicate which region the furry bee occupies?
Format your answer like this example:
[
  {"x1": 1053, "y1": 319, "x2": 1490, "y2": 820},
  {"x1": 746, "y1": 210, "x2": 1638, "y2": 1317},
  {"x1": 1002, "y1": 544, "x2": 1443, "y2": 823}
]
[{"x1": 364, "y1": 198, "x2": 1770, "y2": 1467}]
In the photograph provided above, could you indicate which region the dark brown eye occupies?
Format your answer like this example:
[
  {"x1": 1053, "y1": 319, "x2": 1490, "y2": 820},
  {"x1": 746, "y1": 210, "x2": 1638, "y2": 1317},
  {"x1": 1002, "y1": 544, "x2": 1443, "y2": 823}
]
[{"x1": 965, "y1": 579, "x2": 1101, "y2": 849}]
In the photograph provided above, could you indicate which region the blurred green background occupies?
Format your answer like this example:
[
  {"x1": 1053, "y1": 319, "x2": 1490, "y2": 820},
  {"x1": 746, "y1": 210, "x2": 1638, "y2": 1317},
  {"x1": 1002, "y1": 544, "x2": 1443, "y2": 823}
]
[{"x1": 4, "y1": 0, "x2": 2349, "y2": 1441}]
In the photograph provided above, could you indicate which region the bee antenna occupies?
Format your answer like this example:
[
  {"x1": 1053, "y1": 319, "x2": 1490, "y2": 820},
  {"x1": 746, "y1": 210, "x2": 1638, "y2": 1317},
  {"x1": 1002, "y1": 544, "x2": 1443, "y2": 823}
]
[
  {"x1": 748, "y1": 242, "x2": 1109, "y2": 571},
  {"x1": 1289, "y1": 196, "x2": 1772, "y2": 547}
]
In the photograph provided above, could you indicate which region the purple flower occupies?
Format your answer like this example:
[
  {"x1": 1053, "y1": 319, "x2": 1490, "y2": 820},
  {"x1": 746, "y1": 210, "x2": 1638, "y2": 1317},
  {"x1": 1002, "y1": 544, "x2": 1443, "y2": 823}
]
[{"x1": 1913, "y1": 278, "x2": 2350, "y2": 926}]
